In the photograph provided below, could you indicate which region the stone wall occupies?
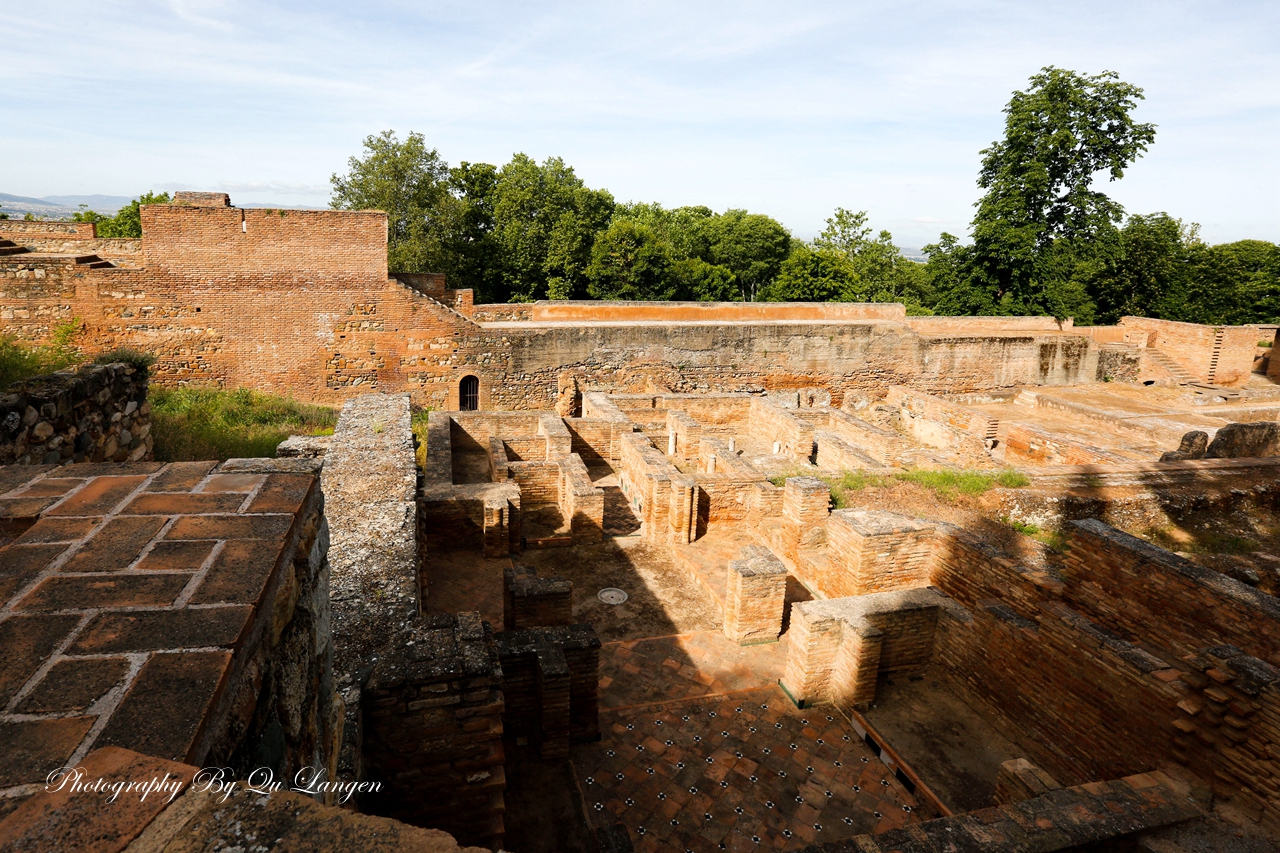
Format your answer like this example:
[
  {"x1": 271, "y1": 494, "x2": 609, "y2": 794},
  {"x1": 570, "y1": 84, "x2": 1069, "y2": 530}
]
[
  {"x1": 1121, "y1": 315, "x2": 1259, "y2": 387},
  {"x1": 886, "y1": 386, "x2": 994, "y2": 453},
  {"x1": 1, "y1": 361, "x2": 152, "y2": 465},
  {"x1": 495, "y1": 623, "x2": 601, "y2": 759},
  {"x1": 1001, "y1": 421, "x2": 1130, "y2": 466}
]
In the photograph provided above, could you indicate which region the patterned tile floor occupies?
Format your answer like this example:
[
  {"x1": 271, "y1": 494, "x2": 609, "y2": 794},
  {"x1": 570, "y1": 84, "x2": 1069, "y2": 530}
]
[{"x1": 572, "y1": 688, "x2": 928, "y2": 852}]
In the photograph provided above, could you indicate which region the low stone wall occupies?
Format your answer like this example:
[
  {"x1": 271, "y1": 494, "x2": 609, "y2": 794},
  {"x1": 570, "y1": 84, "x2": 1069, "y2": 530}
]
[
  {"x1": 748, "y1": 397, "x2": 815, "y2": 461},
  {"x1": 1, "y1": 362, "x2": 152, "y2": 465},
  {"x1": 559, "y1": 453, "x2": 604, "y2": 543},
  {"x1": 418, "y1": 481, "x2": 521, "y2": 556},
  {"x1": 504, "y1": 563, "x2": 572, "y2": 630},
  {"x1": 1001, "y1": 421, "x2": 1131, "y2": 466},
  {"x1": 887, "y1": 386, "x2": 993, "y2": 454}
]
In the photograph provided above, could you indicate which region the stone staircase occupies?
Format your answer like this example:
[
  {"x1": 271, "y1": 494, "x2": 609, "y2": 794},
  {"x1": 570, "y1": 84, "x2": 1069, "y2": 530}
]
[
  {"x1": 0, "y1": 238, "x2": 29, "y2": 256},
  {"x1": 1206, "y1": 326, "x2": 1226, "y2": 384},
  {"x1": 1144, "y1": 347, "x2": 1197, "y2": 384}
]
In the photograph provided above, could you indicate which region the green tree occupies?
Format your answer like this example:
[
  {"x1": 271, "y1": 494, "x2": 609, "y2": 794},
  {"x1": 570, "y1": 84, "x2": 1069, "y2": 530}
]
[
  {"x1": 703, "y1": 210, "x2": 791, "y2": 301},
  {"x1": 446, "y1": 161, "x2": 505, "y2": 302},
  {"x1": 814, "y1": 207, "x2": 932, "y2": 308},
  {"x1": 966, "y1": 67, "x2": 1156, "y2": 319},
  {"x1": 670, "y1": 257, "x2": 737, "y2": 301},
  {"x1": 490, "y1": 154, "x2": 614, "y2": 301},
  {"x1": 586, "y1": 220, "x2": 676, "y2": 300},
  {"x1": 1086, "y1": 213, "x2": 1196, "y2": 324},
  {"x1": 330, "y1": 130, "x2": 455, "y2": 274},
  {"x1": 1181, "y1": 240, "x2": 1280, "y2": 325},
  {"x1": 761, "y1": 244, "x2": 860, "y2": 302}
]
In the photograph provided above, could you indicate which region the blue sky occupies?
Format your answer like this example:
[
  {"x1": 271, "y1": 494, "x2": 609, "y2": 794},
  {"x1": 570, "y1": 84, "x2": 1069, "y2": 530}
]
[{"x1": 4, "y1": 1, "x2": 1278, "y2": 248}]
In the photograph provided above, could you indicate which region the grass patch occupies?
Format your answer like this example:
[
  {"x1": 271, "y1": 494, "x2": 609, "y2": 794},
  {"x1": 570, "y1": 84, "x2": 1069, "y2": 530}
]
[
  {"x1": 825, "y1": 470, "x2": 892, "y2": 508},
  {"x1": 894, "y1": 468, "x2": 1027, "y2": 500},
  {"x1": 412, "y1": 408, "x2": 432, "y2": 467},
  {"x1": 94, "y1": 347, "x2": 156, "y2": 372},
  {"x1": 0, "y1": 321, "x2": 83, "y2": 388},
  {"x1": 150, "y1": 387, "x2": 337, "y2": 462}
]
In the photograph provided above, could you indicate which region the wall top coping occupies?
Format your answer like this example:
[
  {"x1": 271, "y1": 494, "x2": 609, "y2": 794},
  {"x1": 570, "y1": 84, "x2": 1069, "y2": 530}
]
[{"x1": 831, "y1": 507, "x2": 935, "y2": 535}]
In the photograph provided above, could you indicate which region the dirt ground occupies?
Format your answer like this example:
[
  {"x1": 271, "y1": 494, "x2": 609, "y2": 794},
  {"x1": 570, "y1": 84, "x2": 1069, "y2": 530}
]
[{"x1": 861, "y1": 668, "x2": 1023, "y2": 813}]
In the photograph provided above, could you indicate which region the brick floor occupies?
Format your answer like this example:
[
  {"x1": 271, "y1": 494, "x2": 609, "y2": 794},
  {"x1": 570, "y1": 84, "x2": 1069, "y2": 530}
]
[
  {"x1": 0, "y1": 461, "x2": 316, "y2": 792},
  {"x1": 423, "y1": 551, "x2": 510, "y2": 627},
  {"x1": 572, "y1": 686, "x2": 929, "y2": 852},
  {"x1": 599, "y1": 631, "x2": 789, "y2": 711}
]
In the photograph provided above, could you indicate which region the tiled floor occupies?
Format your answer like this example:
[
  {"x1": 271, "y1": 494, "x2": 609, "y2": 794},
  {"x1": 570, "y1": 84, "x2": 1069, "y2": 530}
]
[
  {"x1": 599, "y1": 632, "x2": 789, "y2": 710},
  {"x1": 573, "y1": 687, "x2": 927, "y2": 852}
]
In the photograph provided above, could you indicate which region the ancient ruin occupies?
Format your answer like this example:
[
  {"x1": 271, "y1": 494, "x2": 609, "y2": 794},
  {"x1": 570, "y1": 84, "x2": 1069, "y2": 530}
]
[{"x1": 2, "y1": 196, "x2": 1280, "y2": 852}]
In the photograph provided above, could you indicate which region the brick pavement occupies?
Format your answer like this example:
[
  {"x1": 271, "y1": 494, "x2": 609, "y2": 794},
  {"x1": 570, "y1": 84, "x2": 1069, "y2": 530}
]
[
  {"x1": 573, "y1": 687, "x2": 928, "y2": 852},
  {"x1": 599, "y1": 632, "x2": 789, "y2": 710}
]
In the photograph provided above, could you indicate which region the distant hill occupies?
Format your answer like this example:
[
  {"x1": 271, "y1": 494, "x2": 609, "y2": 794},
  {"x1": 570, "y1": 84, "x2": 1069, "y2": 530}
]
[{"x1": 0, "y1": 192, "x2": 327, "y2": 219}]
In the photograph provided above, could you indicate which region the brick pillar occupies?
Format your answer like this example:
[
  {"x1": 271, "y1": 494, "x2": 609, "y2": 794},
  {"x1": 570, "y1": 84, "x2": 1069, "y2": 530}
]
[
  {"x1": 360, "y1": 612, "x2": 506, "y2": 849},
  {"x1": 779, "y1": 601, "x2": 843, "y2": 707},
  {"x1": 723, "y1": 546, "x2": 787, "y2": 646},
  {"x1": 669, "y1": 475, "x2": 696, "y2": 544},
  {"x1": 830, "y1": 625, "x2": 883, "y2": 713},
  {"x1": 782, "y1": 477, "x2": 829, "y2": 565},
  {"x1": 826, "y1": 509, "x2": 935, "y2": 596},
  {"x1": 483, "y1": 495, "x2": 510, "y2": 557},
  {"x1": 504, "y1": 563, "x2": 572, "y2": 630},
  {"x1": 496, "y1": 624, "x2": 601, "y2": 759}
]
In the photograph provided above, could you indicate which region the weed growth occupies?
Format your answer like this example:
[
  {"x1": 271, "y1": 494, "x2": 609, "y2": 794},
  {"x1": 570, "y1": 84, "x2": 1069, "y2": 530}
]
[{"x1": 150, "y1": 387, "x2": 336, "y2": 461}]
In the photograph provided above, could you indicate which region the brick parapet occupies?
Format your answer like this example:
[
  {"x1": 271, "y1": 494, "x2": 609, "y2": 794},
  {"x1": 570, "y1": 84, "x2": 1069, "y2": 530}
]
[
  {"x1": 1, "y1": 361, "x2": 152, "y2": 465},
  {"x1": 823, "y1": 509, "x2": 936, "y2": 597}
]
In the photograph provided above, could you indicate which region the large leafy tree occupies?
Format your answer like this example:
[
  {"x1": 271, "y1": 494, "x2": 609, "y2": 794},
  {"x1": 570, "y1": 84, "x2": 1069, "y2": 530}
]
[
  {"x1": 491, "y1": 154, "x2": 614, "y2": 302},
  {"x1": 72, "y1": 192, "x2": 171, "y2": 238},
  {"x1": 703, "y1": 210, "x2": 792, "y2": 301},
  {"x1": 445, "y1": 161, "x2": 504, "y2": 302},
  {"x1": 330, "y1": 130, "x2": 455, "y2": 274},
  {"x1": 586, "y1": 220, "x2": 676, "y2": 300},
  {"x1": 965, "y1": 67, "x2": 1156, "y2": 320}
]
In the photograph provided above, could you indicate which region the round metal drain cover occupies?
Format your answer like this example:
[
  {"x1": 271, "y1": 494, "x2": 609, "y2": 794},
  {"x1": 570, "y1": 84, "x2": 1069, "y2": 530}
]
[{"x1": 598, "y1": 588, "x2": 628, "y2": 605}]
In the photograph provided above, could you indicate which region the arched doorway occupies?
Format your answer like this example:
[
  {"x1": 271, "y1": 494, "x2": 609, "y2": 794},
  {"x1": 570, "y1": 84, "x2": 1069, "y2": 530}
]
[{"x1": 460, "y1": 375, "x2": 479, "y2": 411}]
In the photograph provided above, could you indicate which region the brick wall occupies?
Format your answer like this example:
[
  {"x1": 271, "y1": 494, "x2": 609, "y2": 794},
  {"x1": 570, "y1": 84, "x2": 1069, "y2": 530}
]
[
  {"x1": 1120, "y1": 316, "x2": 1257, "y2": 387},
  {"x1": 503, "y1": 564, "x2": 572, "y2": 630},
  {"x1": 508, "y1": 461, "x2": 560, "y2": 507},
  {"x1": 360, "y1": 612, "x2": 506, "y2": 848},
  {"x1": 748, "y1": 397, "x2": 815, "y2": 461},
  {"x1": 558, "y1": 453, "x2": 604, "y2": 544},
  {"x1": 495, "y1": 624, "x2": 601, "y2": 759},
  {"x1": 722, "y1": 545, "x2": 787, "y2": 645},
  {"x1": 1, "y1": 362, "x2": 152, "y2": 465},
  {"x1": 887, "y1": 387, "x2": 994, "y2": 454},
  {"x1": 1001, "y1": 421, "x2": 1131, "y2": 466},
  {"x1": 1062, "y1": 519, "x2": 1280, "y2": 667},
  {"x1": 822, "y1": 509, "x2": 936, "y2": 597}
]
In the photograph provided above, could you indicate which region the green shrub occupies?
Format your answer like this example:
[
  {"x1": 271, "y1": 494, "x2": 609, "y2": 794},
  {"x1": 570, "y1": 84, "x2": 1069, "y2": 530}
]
[
  {"x1": 149, "y1": 387, "x2": 337, "y2": 461},
  {"x1": 995, "y1": 469, "x2": 1031, "y2": 488},
  {"x1": 93, "y1": 347, "x2": 156, "y2": 374},
  {"x1": 893, "y1": 467, "x2": 1029, "y2": 500}
]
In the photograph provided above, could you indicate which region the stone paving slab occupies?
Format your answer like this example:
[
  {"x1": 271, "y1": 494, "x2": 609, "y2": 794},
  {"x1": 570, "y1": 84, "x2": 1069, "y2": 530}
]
[{"x1": 0, "y1": 460, "x2": 315, "y2": 795}]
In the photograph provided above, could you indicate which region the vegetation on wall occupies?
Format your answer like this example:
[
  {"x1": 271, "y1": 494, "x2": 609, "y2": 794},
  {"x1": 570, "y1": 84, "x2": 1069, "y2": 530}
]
[
  {"x1": 72, "y1": 192, "x2": 171, "y2": 238},
  {"x1": 326, "y1": 67, "x2": 1276, "y2": 322},
  {"x1": 0, "y1": 320, "x2": 83, "y2": 388}
]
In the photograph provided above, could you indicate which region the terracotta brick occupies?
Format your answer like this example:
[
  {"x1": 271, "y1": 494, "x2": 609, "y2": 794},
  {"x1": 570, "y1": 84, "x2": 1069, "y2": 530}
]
[
  {"x1": 0, "y1": 465, "x2": 55, "y2": 497},
  {"x1": 188, "y1": 539, "x2": 284, "y2": 606},
  {"x1": 132, "y1": 539, "x2": 216, "y2": 573},
  {"x1": 0, "y1": 716, "x2": 96, "y2": 787},
  {"x1": 11, "y1": 478, "x2": 87, "y2": 499},
  {"x1": 45, "y1": 476, "x2": 147, "y2": 516},
  {"x1": 0, "y1": 543, "x2": 67, "y2": 602},
  {"x1": 15, "y1": 657, "x2": 132, "y2": 713},
  {"x1": 247, "y1": 473, "x2": 314, "y2": 514},
  {"x1": 0, "y1": 613, "x2": 82, "y2": 705},
  {"x1": 68, "y1": 606, "x2": 253, "y2": 654},
  {"x1": 16, "y1": 573, "x2": 190, "y2": 612},
  {"x1": 123, "y1": 492, "x2": 245, "y2": 515},
  {"x1": 202, "y1": 473, "x2": 264, "y2": 493},
  {"x1": 1, "y1": 497, "x2": 73, "y2": 521},
  {"x1": 61, "y1": 516, "x2": 167, "y2": 572},
  {"x1": 96, "y1": 651, "x2": 232, "y2": 762},
  {"x1": 144, "y1": 461, "x2": 217, "y2": 492},
  {"x1": 165, "y1": 513, "x2": 293, "y2": 542},
  {"x1": 12, "y1": 515, "x2": 100, "y2": 544},
  {"x1": 0, "y1": 746, "x2": 196, "y2": 853}
]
